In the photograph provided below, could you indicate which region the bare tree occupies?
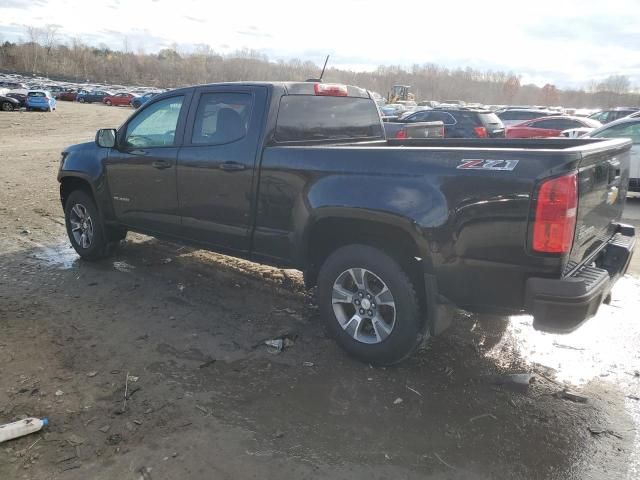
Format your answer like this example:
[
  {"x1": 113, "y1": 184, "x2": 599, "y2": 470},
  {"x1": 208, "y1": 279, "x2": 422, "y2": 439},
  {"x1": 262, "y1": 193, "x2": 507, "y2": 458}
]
[{"x1": 3, "y1": 33, "x2": 640, "y2": 109}]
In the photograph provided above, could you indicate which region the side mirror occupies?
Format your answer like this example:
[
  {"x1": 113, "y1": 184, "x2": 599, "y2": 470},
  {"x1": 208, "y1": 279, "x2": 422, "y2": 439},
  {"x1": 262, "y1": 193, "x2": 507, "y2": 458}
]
[{"x1": 96, "y1": 128, "x2": 117, "y2": 148}]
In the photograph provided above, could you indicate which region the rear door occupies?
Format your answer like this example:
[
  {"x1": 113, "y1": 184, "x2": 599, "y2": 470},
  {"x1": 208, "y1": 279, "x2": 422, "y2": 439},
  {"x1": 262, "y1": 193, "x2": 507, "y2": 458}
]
[
  {"x1": 105, "y1": 93, "x2": 191, "y2": 233},
  {"x1": 177, "y1": 86, "x2": 268, "y2": 252}
]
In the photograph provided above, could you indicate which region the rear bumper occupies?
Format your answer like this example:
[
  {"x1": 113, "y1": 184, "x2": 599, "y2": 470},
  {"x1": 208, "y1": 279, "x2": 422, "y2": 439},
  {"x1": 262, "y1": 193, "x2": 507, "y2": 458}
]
[{"x1": 525, "y1": 224, "x2": 636, "y2": 332}]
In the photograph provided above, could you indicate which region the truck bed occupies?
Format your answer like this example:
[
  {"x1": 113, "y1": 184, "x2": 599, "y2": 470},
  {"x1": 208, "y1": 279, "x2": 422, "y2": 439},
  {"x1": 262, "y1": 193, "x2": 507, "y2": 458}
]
[{"x1": 255, "y1": 137, "x2": 632, "y2": 314}]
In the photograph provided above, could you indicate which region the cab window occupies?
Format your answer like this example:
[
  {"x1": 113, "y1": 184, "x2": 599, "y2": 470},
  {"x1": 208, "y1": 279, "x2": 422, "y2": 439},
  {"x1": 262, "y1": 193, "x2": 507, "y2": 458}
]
[
  {"x1": 191, "y1": 92, "x2": 252, "y2": 145},
  {"x1": 124, "y1": 96, "x2": 184, "y2": 148}
]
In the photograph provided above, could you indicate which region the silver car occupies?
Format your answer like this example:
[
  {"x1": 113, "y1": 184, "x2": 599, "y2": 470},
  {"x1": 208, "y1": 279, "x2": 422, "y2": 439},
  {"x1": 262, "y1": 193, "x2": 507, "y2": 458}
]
[{"x1": 585, "y1": 118, "x2": 640, "y2": 193}]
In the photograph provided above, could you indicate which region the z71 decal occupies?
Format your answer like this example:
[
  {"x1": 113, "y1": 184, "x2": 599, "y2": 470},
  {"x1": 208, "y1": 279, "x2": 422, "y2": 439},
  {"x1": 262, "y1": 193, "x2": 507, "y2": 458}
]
[{"x1": 457, "y1": 159, "x2": 519, "y2": 171}]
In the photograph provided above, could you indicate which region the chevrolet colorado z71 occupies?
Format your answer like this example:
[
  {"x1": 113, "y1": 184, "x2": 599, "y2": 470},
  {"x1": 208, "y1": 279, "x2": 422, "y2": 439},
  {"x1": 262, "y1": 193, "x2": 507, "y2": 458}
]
[{"x1": 58, "y1": 82, "x2": 635, "y2": 364}]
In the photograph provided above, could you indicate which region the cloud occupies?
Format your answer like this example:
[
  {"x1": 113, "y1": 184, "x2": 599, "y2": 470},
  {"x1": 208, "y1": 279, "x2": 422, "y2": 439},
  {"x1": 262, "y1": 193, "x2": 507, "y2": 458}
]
[
  {"x1": 1, "y1": 0, "x2": 46, "y2": 7},
  {"x1": 525, "y1": 16, "x2": 640, "y2": 48},
  {"x1": 236, "y1": 30, "x2": 271, "y2": 38},
  {"x1": 1, "y1": 0, "x2": 639, "y2": 88}
]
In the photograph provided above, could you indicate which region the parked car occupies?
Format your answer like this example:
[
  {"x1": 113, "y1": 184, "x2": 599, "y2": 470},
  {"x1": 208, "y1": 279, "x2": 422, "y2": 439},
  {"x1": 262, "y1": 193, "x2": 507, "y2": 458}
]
[
  {"x1": 588, "y1": 108, "x2": 639, "y2": 124},
  {"x1": 5, "y1": 92, "x2": 26, "y2": 108},
  {"x1": 0, "y1": 95, "x2": 21, "y2": 111},
  {"x1": 104, "y1": 92, "x2": 135, "y2": 107},
  {"x1": 77, "y1": 90, "x2": 113, "y2": 104},
  {"x1": 379, "y1": 103, "x2": 405, "y2": 118},
  {"x1": 0, "y1": 81, "x2": 27, "y2": 89},
  {"x1": 56, "y1": 89, "x2": 81, "y2": 101},
  {"x1": 496, "y1": 109, "x2": 556, "y2": 127},
  {"x1": 506, "y1": 116, "x2": 601, "y2": 138},
  {"x1": 25, "y1": 90, "x2": 56, "y2": 112},
  {"x1": 57, "y1": 81, "x2": 635, "y2": 365},
  {"x1": 384, "y1": 120, "x2": 444, "y2": 139},
  {"x1": 560, "y1": 127, "x2": 594, "y2": 138},
  {"x1": 131, "y1": 92, "x2": 161, "y2": 109},
  {"x1": 584, "y1": 118, "x2": 640, "y2": 193},
  {"x1": 396, "y1": 107, "x2": 505, "y2": 138}
]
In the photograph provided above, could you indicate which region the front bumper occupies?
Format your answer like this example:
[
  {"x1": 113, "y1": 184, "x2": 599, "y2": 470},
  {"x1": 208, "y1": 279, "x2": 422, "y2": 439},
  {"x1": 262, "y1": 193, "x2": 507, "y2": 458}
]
[{"x1": 525, "y1": 224, "x2": 636, "y2": 332}]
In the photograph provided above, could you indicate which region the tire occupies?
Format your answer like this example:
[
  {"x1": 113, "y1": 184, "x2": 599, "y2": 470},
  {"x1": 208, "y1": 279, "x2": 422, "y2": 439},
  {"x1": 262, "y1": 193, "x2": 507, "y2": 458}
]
[
  {"x1": 1, "y1": 101, "x2": 14, "y2": 112},
  {"x1": 317, "y1": 244, "x2": 424, "y2": 365},
  {"x1": 105, "y1": 100, "x2": 112, "y2": 106},
  {"x1": 78, "y1": 98, "x2": 85, "y2": 103},
  {"x1": 64, "y1": 190, "x2": 113, "y2": 261}
]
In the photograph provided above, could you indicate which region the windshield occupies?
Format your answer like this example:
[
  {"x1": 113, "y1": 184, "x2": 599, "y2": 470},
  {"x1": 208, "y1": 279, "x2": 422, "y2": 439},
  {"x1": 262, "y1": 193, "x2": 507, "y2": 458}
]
[{"x1": 591, "y1": 121, "x2": 640, "y2": 143}]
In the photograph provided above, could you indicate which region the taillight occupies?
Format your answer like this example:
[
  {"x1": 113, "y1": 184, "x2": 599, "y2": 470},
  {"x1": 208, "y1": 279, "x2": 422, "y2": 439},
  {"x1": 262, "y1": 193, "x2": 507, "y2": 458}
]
[
  {"x1": 532, "y1": 173, "x2": 578, "y2": 254},
  {"x1": 395, "y1": 129, "x2": 407, "y2": 139},
  {"x1": 474, "y1": 126, "x2": 488, "y2": 138},
  {"x1": 313, "y1": 83, "x2": 348, "y2": 96}
]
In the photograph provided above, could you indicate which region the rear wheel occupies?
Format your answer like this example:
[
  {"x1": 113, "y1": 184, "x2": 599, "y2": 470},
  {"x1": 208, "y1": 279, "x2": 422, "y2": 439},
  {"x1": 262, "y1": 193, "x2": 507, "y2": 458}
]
[
  {"x1": 64, "y1": 190, "x2": 113, "y2": 260},
  {"x1": 317, "y1": 244, "x2": 424, "y2": 365},
  {"x1": 78, "y1": 97, "x2": 85, "y2": 103},
  {"x1": 1, "y1": 101, "x2": 14, "y2": 111}
]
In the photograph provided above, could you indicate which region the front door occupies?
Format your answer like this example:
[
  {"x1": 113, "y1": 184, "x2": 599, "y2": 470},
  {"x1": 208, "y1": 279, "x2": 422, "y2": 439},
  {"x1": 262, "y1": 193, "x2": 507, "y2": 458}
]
[
  {"x1": 177, "y1": 86, "x2": 267, "y2": 251},
  {"x1": 105, "y1": 93, "x2": 190, "y2": 234}
]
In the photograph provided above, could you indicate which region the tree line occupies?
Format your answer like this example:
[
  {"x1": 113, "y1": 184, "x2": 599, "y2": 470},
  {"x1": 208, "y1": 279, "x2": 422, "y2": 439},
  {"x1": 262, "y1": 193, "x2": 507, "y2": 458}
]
[{"x1": 0, "y1": 26, "x2": 638, "y2": 108}]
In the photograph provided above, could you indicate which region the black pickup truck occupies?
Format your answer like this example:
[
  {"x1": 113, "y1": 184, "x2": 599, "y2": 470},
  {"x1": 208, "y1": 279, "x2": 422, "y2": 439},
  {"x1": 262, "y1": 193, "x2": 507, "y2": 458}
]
[{"x1": 58, "y1": 81, "x2": 636, "y2": 365}]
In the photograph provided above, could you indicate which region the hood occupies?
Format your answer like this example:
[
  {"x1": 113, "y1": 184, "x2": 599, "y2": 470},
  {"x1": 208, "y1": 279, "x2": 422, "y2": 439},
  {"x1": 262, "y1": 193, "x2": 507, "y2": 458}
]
[{"x1": 62, "y1": 141, "x2": 96, "y2": 155}]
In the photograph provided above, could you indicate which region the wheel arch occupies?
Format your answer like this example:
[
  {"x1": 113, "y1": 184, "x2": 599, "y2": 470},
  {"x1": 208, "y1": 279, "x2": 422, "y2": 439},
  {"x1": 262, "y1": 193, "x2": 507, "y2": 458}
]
[{"x1": 301, "y1": 210, "x2": 431, "y2": 307}]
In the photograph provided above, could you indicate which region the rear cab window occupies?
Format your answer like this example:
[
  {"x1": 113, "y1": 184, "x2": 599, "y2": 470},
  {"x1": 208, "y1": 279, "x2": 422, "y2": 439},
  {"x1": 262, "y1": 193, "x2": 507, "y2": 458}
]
[
  {"x1": 478, "y1": 112, "x2": 503, "y2": 127},
  {"x1": 275, "y1": 95, "x2": 383, "y2": 142}
]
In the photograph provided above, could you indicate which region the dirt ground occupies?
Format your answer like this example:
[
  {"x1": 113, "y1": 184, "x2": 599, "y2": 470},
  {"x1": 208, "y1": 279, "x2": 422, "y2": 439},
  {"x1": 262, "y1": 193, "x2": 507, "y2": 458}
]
[{"x1": 1, "y1": 101, "x2": 639, "y2": 480}]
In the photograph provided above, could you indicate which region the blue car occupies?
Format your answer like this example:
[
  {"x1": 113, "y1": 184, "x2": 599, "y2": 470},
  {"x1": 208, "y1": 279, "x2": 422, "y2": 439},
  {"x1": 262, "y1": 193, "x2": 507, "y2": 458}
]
[
  {"x1": 131, "y1": 91, "x2": 161, "y2": 109},
  {"x1": 26, "y1": 90, "x2": 56, "y2": 112},
  {"x1": 76, "y1": 90, "x2": 112, "y2": 104}
]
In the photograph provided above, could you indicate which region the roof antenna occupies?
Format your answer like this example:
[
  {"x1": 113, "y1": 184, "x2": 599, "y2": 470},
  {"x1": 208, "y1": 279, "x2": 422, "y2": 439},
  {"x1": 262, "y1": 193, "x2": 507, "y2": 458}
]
[{"x1": 306, "y1": 54, "x2": 330, "y2": 82}]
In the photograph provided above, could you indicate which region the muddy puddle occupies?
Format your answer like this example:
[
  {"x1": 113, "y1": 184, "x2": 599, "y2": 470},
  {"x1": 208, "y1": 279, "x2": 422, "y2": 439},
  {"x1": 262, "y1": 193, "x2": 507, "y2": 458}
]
[{"x1": 488, "y1": 274, "x2": 640, "y2": 478}]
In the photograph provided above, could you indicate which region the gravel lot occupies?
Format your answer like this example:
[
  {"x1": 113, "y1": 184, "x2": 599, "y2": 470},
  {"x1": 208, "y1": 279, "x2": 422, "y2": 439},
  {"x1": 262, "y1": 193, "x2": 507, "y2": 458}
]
[{"x1": 1, "y1": 102, "x2": 639, "y2": 479}]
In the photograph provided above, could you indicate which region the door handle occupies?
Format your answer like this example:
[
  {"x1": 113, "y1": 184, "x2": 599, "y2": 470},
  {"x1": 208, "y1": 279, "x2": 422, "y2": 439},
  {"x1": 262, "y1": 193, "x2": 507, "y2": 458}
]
[
  {"x1": 129, "y1": 149, "x2": 149, "y2": 156},
  {"x1": 219, "y1": 162, "x2": 246, "y2": 172},
  {"x1": 151, "y1": 160, "x2": 172, "y2": 169}
]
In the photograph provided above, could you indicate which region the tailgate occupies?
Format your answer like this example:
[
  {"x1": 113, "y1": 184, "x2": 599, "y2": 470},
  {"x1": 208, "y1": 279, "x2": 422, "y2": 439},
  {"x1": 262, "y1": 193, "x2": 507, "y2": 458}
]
[{"x1": 566, "y1": 139, "x2": 632, "y2": 273}]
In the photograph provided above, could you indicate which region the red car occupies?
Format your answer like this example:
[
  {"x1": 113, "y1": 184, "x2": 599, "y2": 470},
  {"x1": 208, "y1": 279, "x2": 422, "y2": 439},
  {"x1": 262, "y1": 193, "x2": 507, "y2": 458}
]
[
  {"x1": 103, "y1": 92, "x2": 135, "y2": 107},
  {"x1": 506, "y1": 116, "x2": 602, "y2": 138},
  {"x1": 57, "y1": 89, "x2": 80, "y2": 101}
]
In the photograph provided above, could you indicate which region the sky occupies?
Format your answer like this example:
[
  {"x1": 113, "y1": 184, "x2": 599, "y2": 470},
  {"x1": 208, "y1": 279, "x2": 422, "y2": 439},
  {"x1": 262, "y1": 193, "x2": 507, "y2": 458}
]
[{"x1": 1, "y1": 0, "x2": 639, "y2": 89}]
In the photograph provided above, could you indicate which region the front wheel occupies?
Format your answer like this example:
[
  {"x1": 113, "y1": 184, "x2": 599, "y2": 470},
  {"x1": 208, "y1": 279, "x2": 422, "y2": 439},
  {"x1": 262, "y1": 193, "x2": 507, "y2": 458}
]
[
  {"x1": 105, "y1": 100, "x2": 112, "y2": 106},
  {"x1": 317, "y1": 244, "x2": 424, "y2": 365},
  {"x1": 64, "y1": 190, "x2": 113, "y2": 260},
  {"x1": 78, "y1": 98, "x2": 85, "y2": 103},
  {"x1": 1, "y1": 101, "x2": 14, "y2": 111}
]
